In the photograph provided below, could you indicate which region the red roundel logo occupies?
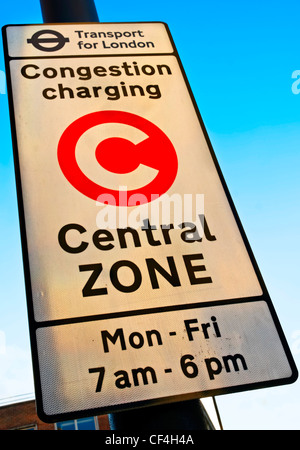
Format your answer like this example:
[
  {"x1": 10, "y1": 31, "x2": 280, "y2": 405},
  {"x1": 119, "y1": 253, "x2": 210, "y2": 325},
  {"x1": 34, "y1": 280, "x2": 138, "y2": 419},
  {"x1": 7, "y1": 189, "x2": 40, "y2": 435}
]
[{"x1": 57, "y1": 110, "x2": 178, "y2": 206}]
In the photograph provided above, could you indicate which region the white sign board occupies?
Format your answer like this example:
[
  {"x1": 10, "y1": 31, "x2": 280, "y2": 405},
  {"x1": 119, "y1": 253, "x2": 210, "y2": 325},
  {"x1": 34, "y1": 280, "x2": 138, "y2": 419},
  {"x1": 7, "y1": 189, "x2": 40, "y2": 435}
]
[{"x1": 2, "y1": 22, "x2": 297, "y2": 422}]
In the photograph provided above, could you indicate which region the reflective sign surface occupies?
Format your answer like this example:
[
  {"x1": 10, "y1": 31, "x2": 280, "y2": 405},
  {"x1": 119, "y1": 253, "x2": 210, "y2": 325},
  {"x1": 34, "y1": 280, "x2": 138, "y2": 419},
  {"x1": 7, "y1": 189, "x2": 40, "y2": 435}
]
[{"x1": 3, "y1": 22, "x2": 297, "y2": 422}]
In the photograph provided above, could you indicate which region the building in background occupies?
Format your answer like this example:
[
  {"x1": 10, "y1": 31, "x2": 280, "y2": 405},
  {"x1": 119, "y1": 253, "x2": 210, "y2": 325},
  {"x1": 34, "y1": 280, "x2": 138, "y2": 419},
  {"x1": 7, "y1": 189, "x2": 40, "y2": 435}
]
[
  {"x1": 0, "y1": 399, "x2": 217, "y2": 430},
  {"x1": 0, "y1": 400, "x2": 110, "y2": 430}
]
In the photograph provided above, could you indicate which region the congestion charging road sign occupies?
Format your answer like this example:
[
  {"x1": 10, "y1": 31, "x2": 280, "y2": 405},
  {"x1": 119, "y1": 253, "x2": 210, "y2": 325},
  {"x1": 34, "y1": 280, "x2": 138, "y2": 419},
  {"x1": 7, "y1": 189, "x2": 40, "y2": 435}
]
[{"x1": 2, "y1": 22, "x2": 297, "y2": 422}]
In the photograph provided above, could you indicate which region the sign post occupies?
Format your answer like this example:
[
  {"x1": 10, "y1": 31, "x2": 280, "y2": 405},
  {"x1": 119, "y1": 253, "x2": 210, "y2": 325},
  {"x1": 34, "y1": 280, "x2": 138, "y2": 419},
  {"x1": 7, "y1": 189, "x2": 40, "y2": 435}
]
[
  {"x1": 40, "y1": 0, "x2": 99, "y2": 23},
  {"x1": 2, "y1": 1, "x2": 297, "y2": 427}
]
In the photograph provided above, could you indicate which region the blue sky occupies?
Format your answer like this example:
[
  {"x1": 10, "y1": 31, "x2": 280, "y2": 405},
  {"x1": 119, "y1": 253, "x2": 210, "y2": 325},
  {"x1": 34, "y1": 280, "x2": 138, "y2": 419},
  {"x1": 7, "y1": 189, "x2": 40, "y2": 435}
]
[{"x1": 0, "y1": 0, "x2": 300, "y2": 429}]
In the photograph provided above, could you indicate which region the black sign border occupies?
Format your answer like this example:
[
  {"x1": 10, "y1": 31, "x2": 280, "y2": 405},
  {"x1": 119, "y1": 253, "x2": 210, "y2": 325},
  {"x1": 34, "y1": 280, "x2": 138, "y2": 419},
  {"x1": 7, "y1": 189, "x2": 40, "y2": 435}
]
[{"x1": 2, "y1": 22, "x2": 298, "y2": 424}]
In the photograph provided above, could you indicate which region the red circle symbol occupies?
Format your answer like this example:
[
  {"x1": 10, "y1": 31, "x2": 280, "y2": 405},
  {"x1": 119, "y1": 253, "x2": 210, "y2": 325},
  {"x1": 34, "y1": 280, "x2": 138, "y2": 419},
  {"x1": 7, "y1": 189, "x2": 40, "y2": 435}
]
[{"x1": 57, "y1": 111, "x2": 178, "y2": 206}]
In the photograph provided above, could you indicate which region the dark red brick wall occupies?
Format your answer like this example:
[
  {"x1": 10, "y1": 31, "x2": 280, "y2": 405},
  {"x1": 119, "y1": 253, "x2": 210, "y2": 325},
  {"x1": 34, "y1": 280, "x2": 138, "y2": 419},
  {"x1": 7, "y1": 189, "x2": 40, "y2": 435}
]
[
  {"x1": 0, "y1": 400, "x2": 110, "y2": 430},
  {"x1": 0, "y1": 400, "x2": 54, "y2": 430},
  {"x1": 98, "y1": 414, "x2": 110, "y2": 430}
]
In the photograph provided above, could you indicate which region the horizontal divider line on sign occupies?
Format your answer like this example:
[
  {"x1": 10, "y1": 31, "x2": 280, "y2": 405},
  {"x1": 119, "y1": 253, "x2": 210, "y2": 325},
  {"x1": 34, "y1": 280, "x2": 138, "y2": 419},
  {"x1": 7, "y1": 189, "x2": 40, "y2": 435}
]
[{"x1": 33, "y1": 295, "x2": 266, "y2": 329}]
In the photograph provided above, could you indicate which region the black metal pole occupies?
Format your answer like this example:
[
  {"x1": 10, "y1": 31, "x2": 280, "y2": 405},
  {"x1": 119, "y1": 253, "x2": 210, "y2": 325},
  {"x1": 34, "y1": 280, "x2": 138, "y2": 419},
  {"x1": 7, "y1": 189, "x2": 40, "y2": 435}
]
[
  {"x1": 40, "y1": 0, "x2": 99, "y2": 23},
  {"x1": 108, "y1": 400, "x2": 215, "y2": 430},
  {"x1": 39, "y1": 0, "x2": 216, "y2": 431}
]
